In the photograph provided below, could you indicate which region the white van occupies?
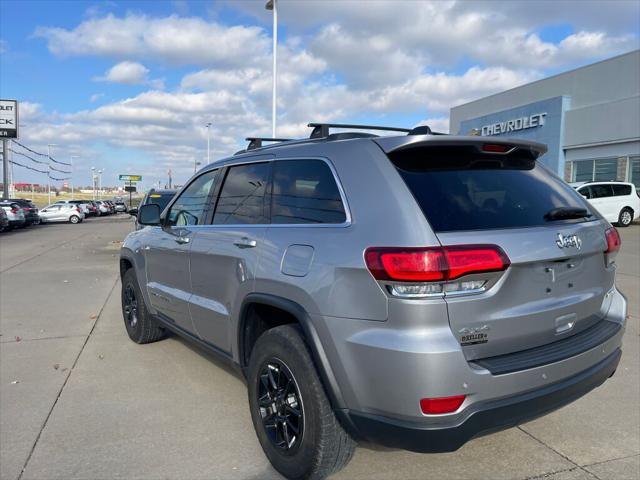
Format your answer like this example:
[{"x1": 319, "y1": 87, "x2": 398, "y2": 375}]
[{"x1": 575, "y1": 181, "x2": 640, "y2": 227}]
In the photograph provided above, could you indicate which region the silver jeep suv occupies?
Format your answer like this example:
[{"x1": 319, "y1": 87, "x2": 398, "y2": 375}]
[{"x1": 120, "y1": 123, "x2": 627, "y2": 480}]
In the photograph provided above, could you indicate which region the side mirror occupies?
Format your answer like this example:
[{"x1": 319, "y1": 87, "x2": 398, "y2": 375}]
[
  {"x1": 138, "y1": 204, "x2": 161, "y2": 226},
  {"x1": 128, "y1": 207, "x2": 138, "y2": 216}
]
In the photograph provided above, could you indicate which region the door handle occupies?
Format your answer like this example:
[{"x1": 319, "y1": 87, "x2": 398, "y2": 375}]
[
  {"x1": 233, "y1": 237, "x2": 257, "y2": 249},
  {"x1": 175, "y1": 236, "x2": 190, "y2": 245}
]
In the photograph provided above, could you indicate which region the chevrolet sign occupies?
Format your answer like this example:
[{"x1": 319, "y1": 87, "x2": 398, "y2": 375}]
[{"x1": 481, "y1": 112, "x2": 547, "y2": 136}]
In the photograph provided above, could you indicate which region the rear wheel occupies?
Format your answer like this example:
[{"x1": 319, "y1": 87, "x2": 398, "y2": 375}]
[
  {"x1": 618, "y1": 208, "x2": 633, "y2": 227},
  {"x1": 121, "y1": 268, "x2": 166, "y2": 344},
  {"x1": 69, "y1": 215, "x2": 80, "y2": 224},
  {"x1": 248, "y1": 325, "x2": 355, "y2": 480}
]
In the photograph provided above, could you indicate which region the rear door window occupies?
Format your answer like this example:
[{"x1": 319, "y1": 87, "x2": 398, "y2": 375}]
[
  {"x1": 271, "y1": 159, "x2": 346, "y2": 224},
  {"x1": 390, "y1": 146, "x2": 593, "y2": 232},
  {"x1": 612, "y1": 184, "x2": 632, "y2": 196},
  {"x1": 590, "y1": 184, "x2": 613, "y2": 198},
  {"x1": 213, "y1": 163, "x2": 270, "y2": 225}
]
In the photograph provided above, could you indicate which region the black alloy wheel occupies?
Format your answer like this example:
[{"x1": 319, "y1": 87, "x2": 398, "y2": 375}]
[{"x1": 257, "y1": 359, "x2": 304, "y2": 454}]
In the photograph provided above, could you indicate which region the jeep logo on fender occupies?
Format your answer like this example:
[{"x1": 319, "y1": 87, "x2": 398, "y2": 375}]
[{"x1": 556, "y1": 233, "x2": 582, "y2": 250}]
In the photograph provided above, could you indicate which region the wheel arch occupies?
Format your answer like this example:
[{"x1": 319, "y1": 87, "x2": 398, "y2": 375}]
[{"x1": 238, "y1": 293, "x2": 347, "y2": 410}]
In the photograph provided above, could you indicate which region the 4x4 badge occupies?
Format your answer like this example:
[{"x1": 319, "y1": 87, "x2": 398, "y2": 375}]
[{"x1": 556, "y1": 233, "x2": 581, "y2": 250}]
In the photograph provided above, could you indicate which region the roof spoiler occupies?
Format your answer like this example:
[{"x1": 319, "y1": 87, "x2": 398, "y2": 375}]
[{"x1": 374, "y1": 135, "x2": 548, "y2": 157}]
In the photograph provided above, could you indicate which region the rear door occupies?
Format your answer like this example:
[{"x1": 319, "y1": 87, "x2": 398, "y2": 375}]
[
  {"x1": 188, "y1": 161, "x2": 271, "y2": 351},
  {"x1": 388, "y1": 144, "x2": 614, "y2": 360},
  {"x1": 144, "y1": 170, "x2": 218, "y2": 332},
  {"x1": 587, "y1": 184, "x2": 616, "y2": 222}
]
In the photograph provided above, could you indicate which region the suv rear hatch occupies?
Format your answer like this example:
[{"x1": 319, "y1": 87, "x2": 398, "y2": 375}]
[{"x1": 378, "y1": 138, "x2": 618, "y2": 361}]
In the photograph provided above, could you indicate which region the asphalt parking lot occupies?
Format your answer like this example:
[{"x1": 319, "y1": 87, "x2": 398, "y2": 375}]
[{"x1": 1, "y1": 218, "x2": 638, "y2": 480}]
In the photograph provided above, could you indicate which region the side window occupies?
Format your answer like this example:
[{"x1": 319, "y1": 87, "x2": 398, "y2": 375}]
[
  {"x1": 577, "y1": 187, "x2": 591, "y2": 199},
  {"x1": 213, "y1": 163, "x2": 270, "y2": 224},
  {"x1": 590, "y1": 184, "x2": 613, "y2": 198},
  {"x1": 166, "y1": 170, "x2": 218, "y2": 226},
  {"x1": 612, "y1": 184, "x2": 632, "y2": 196},
  {"x1": 271, "y1": 159, "x2": 347, "y2": 224}
]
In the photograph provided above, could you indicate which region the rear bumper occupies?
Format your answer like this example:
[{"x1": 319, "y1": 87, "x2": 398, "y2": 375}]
[{"x1": 344, "y1": 348, "x2": 621, "y2": 453}]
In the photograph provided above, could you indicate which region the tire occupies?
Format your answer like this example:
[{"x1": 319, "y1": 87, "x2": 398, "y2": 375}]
[
  {"x1": 69, "y1": 215, "x2": 80, "y2": 224},
  {"x1": 248, "y1": 325, "x2": 356, "y2": 480},
  {"x1": 617, "y1": 208, "x2": 633, "y2": 227},
  {"x1": 121, "y1": 268, "x2": 166, "y2": 344}
]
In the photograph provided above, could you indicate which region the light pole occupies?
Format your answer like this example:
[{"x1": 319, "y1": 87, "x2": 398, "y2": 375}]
[
  {"x1": 70, "y1": 155, "x2": 79, "y2": 197},
  {"x1": 205, "y1": 122, "x2": 212, "y2": 164},
  {"x1": 266, "y1": 0, "x2": 277, "y2": 137},
  {"x1": 47, "y1": 144, "x2": 57, "y2": 205},
  {"x1": 97, "y1": 169, "x2": 103, "y2": 200},
  {"x1": 91, "y1": 167, "x2": 96, "y2": 200}
]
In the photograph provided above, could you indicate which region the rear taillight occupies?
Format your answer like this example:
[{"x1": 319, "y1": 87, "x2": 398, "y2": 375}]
[
  {"x1": 420, "y1": 395, "x2": 466, "y2": 415},
  {"x1": 365, "y1": 245, "x2": 509, "y2": 282},
  {"x1": 605, "y1": 227, "x2": 621, "y2": 254},
  {"x1": 76, "y1": 207, "x2": 81, "y2": 213},
  {"x1": 482, "y1": 143, "x2": 512, "y2": 153},
  {"x1": 10, "y1": 207, "x2": 18, "y2": 214}
]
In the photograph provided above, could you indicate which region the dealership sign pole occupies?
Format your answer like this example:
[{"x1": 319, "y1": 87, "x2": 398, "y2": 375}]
[
  {"x1": 0, "y1": 99, "x2": 18, "y2": 200},
  {"x1": 119, "y1": 174, "x2": 142, "y2": 207}
]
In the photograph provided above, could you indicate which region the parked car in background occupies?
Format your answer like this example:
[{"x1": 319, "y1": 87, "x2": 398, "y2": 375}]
[
  {"x1": 9, "y1": 199, "x2": 39, "y2": 225},
  {"x1": 0, "y1": 201, "x2": 26, "y2": 229},
  {"x1": 55, "y1": 200, "x2": 92, "y2": 217},
  {"x1": 575, "y1": 181, "x2": 640, "y2": 227},
  {"x1": 114, "y1": 201, "x2": 127, "y2": 213},
  {"x1": 0, "y1": 208, "x2": 9, "y2": 232},
  {"x1": 95, "y1": 201, "x2": 111, "y2": 215},
  {"x1": 130, "y1": 189, "x2": 177, "y2": 229},
  {"x1": 39, "y1": 204, "x2": 84, "y2": 224}
]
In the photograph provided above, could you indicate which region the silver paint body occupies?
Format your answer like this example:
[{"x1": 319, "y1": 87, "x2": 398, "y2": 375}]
[{"x1": 121, "y1": 134, "x2": 627, "y2": 428}]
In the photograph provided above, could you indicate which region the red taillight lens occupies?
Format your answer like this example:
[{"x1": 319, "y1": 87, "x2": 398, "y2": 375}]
[
  {"x1": 11, "y1": 208, "x2": 18, "y2": 214},
  {"x1": 420, "y1": 395, "x2": 466, "y2": 415},
  {"x1": 445, "y1": 246, "x2": 510, "y2": 280},
  {"x1": 76, "y1": 207, "x2": 81, "y2": 213},
  {"x1": 605, "y1": 227, "x2": 621, "y2": 254},
  {"x1": 482, "y1": 143, "x2": 512, "y2": 153},
  {"x1": 365, "y1": 245, "x2": 509, "y2": 282},
  {"x1": 365, "y1": 248, "x2": 446, "y2": 281}
]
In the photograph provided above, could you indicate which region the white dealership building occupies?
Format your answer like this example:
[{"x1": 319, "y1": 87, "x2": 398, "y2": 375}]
[{"x1": 449, "y1": 50, "x2": 640, "y2": 187}]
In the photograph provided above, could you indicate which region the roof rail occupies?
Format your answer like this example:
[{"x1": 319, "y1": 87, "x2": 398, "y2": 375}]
[
  {"x1": 308, "y1": 123, "x2": 411, "y2": 139},
  {"x1": 245, "y1": 137, "x2": 292, "y2": 151}
]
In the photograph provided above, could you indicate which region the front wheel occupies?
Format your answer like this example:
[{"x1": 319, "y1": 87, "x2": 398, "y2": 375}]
[
  {"x1": 248, "y1": 325, "x2": 355, "y2": 480},
  {"x1": 121, "y1": 269, "x2": 166, "y2": 344},
  {"x1": 69, "y1": 215, "x2": 80, "y2": 224},
  {"x1": 618, "y1": 208, "x2": 633, "y2": 227}
]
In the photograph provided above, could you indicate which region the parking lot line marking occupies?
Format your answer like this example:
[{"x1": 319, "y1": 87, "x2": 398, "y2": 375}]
[{"x1": 17, "y1": 275, "x2": 120, "y2": 480}]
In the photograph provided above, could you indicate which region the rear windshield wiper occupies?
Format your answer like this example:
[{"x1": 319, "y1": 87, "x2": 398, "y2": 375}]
[{"x1": 544, "y1": 207, "x2": 592, "y2": 221}]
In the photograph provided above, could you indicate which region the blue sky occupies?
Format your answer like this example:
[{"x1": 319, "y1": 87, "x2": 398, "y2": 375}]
[{"x1": 1, "y1": 0, "x2": 639, "y2": 189}]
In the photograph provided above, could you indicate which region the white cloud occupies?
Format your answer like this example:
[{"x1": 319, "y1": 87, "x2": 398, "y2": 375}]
[
  {"x1": 89, "y1": 93, "x2": 104, "y2": 102},
  {"x1": 35, "y1": 14, "x2": 270, "y2": 68},
  {"x1": 19, "y1": 2, "x2": 639, "y2": 187},
  {"x1": 95, "y1": 61, "x2": 150, "y2": 84}
]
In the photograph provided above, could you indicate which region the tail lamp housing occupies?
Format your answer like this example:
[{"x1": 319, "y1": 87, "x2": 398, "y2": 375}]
[
  {"x1": 604, "y1": 227, "x2": 621, "y2": 254},
  {"x1": 365, "y1": 245, "x2": 509, "y2": 282},
  {"x1": 365, "y1": 245, "x2": 510, "y2": 298}
]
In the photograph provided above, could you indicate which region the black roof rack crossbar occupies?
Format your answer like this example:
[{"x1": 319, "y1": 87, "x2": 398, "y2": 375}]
[
  {"x1": 308, "y1": 122, "x2": 411, "y2": 139},
  {"x1": 245, "y1": 137, "x2": 292, "y2": 150}
]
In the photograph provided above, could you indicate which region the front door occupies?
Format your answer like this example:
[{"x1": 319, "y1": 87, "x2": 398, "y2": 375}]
[
  {"x1": 144, "y1": 169, "x2": 219, "y2": 333},
  {"x1": 189, "y1": 161, "x2": 271, "y2": 351}
]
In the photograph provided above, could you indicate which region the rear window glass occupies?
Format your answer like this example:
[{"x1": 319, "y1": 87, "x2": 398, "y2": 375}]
[
  {"x1": 390, "y1": 147, "x2": 593, "y2": 232},
  {"x1": 612, "y1": 184, "x2": 632, "y2": 196}
]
